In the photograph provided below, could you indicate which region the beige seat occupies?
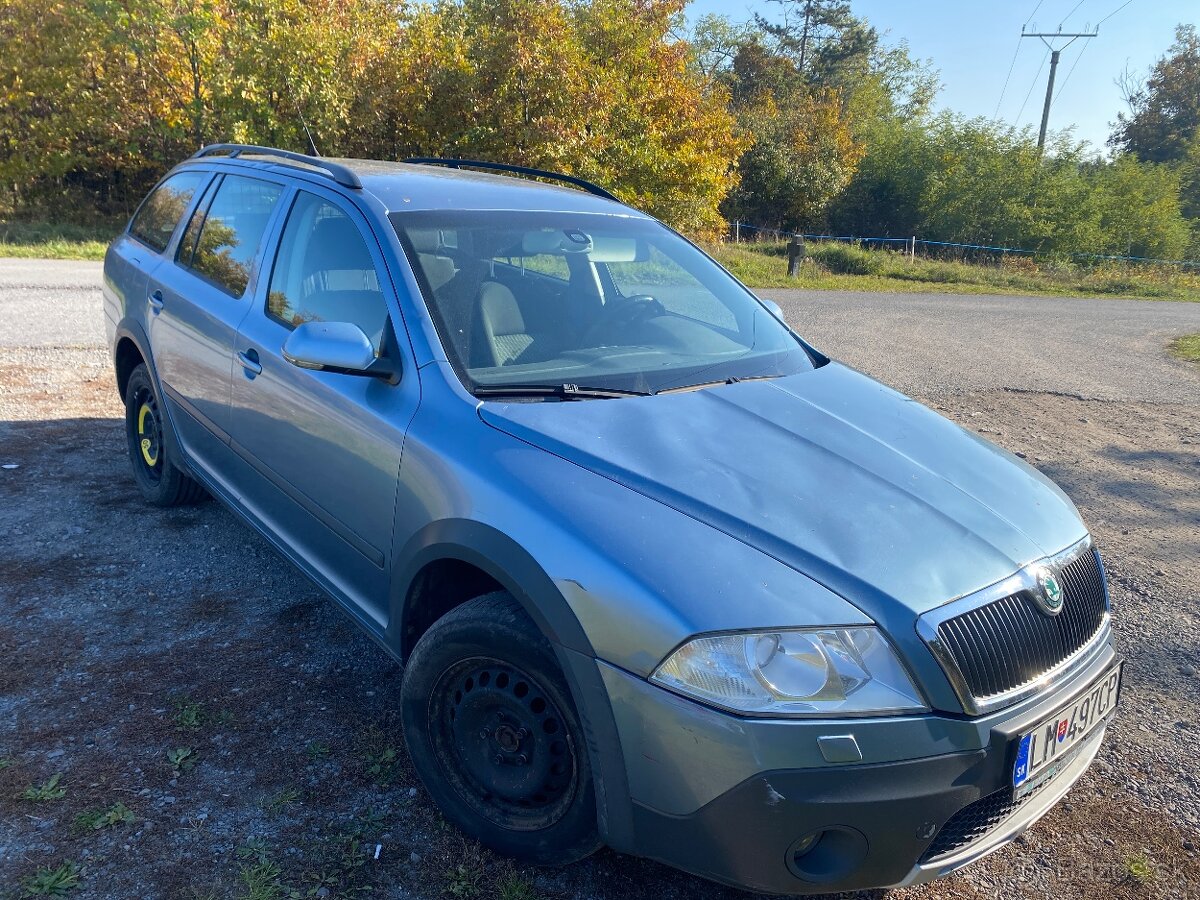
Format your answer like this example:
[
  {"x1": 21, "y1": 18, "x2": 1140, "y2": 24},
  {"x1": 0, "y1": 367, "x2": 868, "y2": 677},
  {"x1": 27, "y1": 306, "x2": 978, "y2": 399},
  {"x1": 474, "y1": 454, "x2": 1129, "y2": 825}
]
[{"x1": 476, "y1": 281, "x2": 533, "y2": 366}]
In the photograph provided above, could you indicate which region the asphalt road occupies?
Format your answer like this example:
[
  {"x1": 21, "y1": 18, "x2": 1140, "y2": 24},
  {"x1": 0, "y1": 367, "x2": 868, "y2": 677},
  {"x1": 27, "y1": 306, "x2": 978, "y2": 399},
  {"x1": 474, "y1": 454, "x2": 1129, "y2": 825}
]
[
  {"x1": 0, "y1": 259, "x2": 104, "y2": 349},
  {"x1": 761, "y1": 287, "x2": 1200, "y2": 404},
  {"x1": 3, "y1": 259, "x2": 1198, "y2": 404}
]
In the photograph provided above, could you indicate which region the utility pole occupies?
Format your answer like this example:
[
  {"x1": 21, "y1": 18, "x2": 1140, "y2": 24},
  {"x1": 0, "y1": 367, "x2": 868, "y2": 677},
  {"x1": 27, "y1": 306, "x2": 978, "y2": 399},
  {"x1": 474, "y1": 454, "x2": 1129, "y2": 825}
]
[{"x1": 1021, "y1": 26, "x2": 1098, "y2": 153}]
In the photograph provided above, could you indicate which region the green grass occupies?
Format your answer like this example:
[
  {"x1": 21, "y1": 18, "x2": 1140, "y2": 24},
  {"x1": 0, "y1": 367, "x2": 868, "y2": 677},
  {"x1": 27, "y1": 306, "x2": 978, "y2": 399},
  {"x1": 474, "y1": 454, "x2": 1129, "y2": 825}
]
[
  {"x1": 0, "y1": 221, "x2": 115, "y2": 261},
  {"x1": 445, "y1": 863, "x2": 483, "y2": 898},
  {"x1": 706, "y1": 241, "x2": 1200, "y2": 302},
  {"x1": 1125, "y1": 852, "x2": 1155, "y2": 883},
  {"x1": 172, "y1": 697, "x2": 207, "y2": 729},
  {"x1": 304, "y1": 740, "x2": 331, "y2": 760},
  {"x1": 72, "y1": 802, "x2": 135, "y2": 832},
  {"x1": 166, "y1": 746, "x2": 198, "y2": 772},
  {"x1": 1169, "y1": 332, "x2": 1200, "y2": 364},
  {"x1": 260, "y1": 786, "x2": 302, "y2": 813},
  {"x1": 19, "y1": 774, "x2": 66, "y2": 802},
  {"x1": 496, "y1": 873, "x2": 539, "y2": 900},
  {"x1": 20, "y1": 861, "x2": 80, "y2": 896},
  {"x1": 238, "y1": 859, "x2": 284, "y2": 900}
]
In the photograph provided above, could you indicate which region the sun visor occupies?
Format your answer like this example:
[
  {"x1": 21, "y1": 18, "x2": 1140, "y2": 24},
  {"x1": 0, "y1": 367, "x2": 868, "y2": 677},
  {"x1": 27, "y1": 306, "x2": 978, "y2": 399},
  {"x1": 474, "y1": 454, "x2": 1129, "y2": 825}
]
[
  {"x1": 521, "y1": 229, "x2": 567, "y2": 254},
  {"x1": 586, "y1": 236, "x2": 642, "y2": 262}
]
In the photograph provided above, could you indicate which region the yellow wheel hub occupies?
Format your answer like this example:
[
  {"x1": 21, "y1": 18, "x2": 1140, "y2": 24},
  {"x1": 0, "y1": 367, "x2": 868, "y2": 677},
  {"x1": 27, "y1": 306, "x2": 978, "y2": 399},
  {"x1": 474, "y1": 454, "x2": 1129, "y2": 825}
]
[{"x1": 137, "y1": 403, "x2": 159, "y2": 467}]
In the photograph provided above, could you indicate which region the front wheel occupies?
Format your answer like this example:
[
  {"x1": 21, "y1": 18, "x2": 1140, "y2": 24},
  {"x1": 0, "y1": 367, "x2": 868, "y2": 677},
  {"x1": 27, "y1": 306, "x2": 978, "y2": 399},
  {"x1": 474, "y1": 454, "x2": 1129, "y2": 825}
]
[
  {"x1": 400, "y1": 592, "x2": 600, "y2": 865},
  {"x1": 123, "y1": 363, "x2": 206, "y2": 507}
]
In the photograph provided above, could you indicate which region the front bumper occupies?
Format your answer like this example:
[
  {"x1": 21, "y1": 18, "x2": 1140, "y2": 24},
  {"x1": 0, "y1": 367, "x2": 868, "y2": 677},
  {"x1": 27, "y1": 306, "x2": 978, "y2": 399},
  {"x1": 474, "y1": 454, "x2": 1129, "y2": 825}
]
[{"x1": 599, "y1": 637, "x2": 1117, "y2": 895}]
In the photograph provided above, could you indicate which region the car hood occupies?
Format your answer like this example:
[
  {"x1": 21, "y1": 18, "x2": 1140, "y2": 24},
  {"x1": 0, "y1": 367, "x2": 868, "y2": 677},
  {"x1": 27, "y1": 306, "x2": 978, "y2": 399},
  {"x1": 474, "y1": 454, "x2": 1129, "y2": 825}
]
[{"x1": 479, "y1": 363, "x2": 1088, "y2": 622}]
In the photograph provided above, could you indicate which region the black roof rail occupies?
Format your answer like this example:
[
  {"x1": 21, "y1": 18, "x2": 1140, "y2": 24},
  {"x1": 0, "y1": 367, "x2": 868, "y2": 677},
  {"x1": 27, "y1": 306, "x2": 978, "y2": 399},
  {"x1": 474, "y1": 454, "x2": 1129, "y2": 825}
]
[
  {"x1": 403, "y1": 158, "x2": 617, "y2": 202},
  {"x1": 191, "y1": 144, "x2": 362, "y2": 190}
]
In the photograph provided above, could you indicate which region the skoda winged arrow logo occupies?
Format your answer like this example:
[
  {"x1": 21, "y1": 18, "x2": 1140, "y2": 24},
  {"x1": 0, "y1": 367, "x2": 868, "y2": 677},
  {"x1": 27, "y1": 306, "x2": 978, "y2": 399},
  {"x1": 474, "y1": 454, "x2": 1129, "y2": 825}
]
[{"x1": 1032, "y1": 566, "x2": 1065, "y2": 616}]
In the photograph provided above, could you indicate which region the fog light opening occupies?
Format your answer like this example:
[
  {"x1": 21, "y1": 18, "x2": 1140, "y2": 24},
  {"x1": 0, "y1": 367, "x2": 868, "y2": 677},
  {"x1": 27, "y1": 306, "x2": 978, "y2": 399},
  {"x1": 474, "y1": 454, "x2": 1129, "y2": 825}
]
[
  {"x1": 785, "y1": 826, "x2": 869, "y2": 884},
  {"x1": 791, "y1": 831, "x2": 820, "y2": 859}
]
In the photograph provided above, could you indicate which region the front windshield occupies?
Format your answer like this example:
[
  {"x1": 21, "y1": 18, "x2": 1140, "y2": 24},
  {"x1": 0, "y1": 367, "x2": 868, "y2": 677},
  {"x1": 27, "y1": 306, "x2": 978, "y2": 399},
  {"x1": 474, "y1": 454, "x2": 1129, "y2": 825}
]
[{"x1": 390, "y1": 210, "x2": 815, "y2": 396}]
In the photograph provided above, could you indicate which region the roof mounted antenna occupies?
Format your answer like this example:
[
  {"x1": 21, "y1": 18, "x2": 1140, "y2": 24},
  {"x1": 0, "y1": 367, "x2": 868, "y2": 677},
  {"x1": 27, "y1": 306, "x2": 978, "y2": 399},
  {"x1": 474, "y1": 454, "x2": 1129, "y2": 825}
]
[{"x1": 284, "y1": 77, "x2": 320, "y2": 157}]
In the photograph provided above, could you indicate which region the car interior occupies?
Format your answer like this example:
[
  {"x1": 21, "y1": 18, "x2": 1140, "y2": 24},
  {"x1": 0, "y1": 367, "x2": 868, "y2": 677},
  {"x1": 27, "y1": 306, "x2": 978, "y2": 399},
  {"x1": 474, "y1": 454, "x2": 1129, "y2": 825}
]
[{"x1": 397, "y1": 221, "x2": 785, "y2": 392}]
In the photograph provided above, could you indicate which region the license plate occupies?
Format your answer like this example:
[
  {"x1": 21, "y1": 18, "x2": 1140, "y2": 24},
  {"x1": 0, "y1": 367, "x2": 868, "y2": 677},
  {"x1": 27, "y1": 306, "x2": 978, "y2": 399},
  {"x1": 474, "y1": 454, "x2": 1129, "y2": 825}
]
[{"x1": 1012, "y1": 662, "x2": 1121, "y2": 799}]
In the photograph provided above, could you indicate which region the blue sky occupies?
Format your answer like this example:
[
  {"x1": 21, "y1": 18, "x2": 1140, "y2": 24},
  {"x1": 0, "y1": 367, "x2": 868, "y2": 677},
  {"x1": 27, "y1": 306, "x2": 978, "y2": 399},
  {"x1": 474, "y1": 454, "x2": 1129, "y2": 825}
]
[{"x1": 686, "y1": 0, "x2": 1199, "y2": 153}]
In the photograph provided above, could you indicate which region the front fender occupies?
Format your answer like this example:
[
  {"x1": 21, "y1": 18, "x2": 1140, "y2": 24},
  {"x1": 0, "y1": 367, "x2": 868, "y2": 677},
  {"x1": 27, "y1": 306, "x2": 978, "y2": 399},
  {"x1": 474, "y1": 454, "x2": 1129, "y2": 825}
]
[
  {"x1": 389, "y1": 518, "x2": 634, "y2": 851},
  {"x1": 389, "y1": 518, "x2": 595, "y2": 659}
]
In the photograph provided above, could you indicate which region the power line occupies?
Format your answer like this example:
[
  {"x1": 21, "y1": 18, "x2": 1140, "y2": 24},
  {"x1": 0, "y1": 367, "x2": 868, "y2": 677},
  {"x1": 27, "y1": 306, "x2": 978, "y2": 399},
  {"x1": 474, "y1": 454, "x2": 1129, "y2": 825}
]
[
  {"x1": 1061, "y1": 0, "x2": 1088, "y2": 25},
  {"x1": 1096, "y1": 0, "x2": 1135, "y2": 26},
  {"x1": 993, "y1": 0, "x2": 1051, "y2": 120},
  {"x1": 1015, "y1": 49, "x2": 1049, "y2": 125},
  {"x1": 995, "y1": 0, "x2": 1046, "y2": 117},
  {"x1": 994, "y1": 43, "x2": 1023, "y2": 117},
  {"x1": 1052, "y1": 41, "x2": 1091, "y2": 109}
]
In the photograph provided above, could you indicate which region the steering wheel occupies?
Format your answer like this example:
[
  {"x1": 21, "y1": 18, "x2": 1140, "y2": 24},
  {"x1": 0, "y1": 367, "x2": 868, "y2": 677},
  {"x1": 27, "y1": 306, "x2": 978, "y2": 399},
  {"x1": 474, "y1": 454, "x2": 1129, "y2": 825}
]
[{"x1": 582, "y1": 294, "x2": 666, "y2": 346}]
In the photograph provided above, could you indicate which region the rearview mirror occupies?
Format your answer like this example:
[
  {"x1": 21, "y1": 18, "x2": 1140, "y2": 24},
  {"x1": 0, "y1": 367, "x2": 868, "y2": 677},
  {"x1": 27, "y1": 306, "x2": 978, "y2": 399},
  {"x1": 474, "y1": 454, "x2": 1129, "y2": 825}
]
[{"x1": 282, "y1": 322, "x2": 396, "y2": 381}]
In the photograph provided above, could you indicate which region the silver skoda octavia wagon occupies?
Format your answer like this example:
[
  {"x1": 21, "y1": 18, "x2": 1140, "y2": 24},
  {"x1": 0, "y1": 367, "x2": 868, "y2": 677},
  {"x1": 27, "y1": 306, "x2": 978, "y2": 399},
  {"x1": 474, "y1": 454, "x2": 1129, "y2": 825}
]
[{"x1": 103, "y1": 145, "x2": 1120, "y2": 894}]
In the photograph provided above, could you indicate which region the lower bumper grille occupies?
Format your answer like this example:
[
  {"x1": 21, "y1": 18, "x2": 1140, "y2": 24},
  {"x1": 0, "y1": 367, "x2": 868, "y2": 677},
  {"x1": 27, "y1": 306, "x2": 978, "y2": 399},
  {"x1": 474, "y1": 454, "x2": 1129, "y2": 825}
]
[{"x1": 921, "y1": 786, "x2": 1038, "y2": 862}]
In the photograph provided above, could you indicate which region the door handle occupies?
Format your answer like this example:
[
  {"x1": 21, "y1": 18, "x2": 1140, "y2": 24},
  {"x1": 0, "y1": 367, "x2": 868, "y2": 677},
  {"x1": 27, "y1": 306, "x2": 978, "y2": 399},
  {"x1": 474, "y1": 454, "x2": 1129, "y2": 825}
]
[
  {"x1": 237, "y1": 349, "x2": 262, "y2": 376},
  {"x1": 148, "y1": 290, "x2": 164, "y2": 312}
]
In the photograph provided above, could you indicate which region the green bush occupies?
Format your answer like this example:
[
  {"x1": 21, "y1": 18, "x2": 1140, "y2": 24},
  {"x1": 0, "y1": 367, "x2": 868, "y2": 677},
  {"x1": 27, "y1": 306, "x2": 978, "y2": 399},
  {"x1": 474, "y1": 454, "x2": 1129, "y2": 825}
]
[{"x1": 812, "y1": 243, "x2": 886, "y2": 275}]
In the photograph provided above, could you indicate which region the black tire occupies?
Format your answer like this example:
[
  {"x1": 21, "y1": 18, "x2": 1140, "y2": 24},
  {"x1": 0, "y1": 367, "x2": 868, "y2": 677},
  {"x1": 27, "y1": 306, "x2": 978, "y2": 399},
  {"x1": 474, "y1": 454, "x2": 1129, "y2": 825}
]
[
  {"x1": 123, "y1": 363, "x2": 206, "y2": 507},
  {"x1": 401, "y1": 592, "x2": 601, "y2": 865}
]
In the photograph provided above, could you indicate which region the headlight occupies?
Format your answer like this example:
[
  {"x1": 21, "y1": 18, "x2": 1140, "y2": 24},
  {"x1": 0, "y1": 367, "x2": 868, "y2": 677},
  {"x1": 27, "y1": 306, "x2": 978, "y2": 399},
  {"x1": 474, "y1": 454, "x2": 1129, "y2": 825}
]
[{"x1": 650, "y1": 627, "x2": 928, "y2": 717}]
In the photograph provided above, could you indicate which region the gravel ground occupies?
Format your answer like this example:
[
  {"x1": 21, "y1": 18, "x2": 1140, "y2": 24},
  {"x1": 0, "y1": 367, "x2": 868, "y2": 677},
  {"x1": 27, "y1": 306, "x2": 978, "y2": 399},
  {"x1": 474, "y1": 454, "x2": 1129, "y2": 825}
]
[{"x1": 1, "y1": 260, "x2": 1198, "y2": 899}]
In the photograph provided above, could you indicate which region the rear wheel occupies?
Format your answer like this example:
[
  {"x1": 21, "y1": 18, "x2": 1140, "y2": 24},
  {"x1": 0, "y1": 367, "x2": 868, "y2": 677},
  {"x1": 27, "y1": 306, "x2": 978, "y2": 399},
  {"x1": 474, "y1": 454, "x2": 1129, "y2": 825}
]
[
  {"x1": 124, "y1": 364, "x2": 205, "y2": 507},
  {"x1": 401, "y1": 592, "x2": 600, "y2": 865}
]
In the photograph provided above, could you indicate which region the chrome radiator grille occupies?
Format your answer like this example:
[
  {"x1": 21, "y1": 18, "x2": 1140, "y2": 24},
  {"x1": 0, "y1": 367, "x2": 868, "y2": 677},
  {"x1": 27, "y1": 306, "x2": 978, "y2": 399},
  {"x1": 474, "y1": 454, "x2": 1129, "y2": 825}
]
[{"x1": 921, "y1": 540, "x2": 1110, "y2": 714}]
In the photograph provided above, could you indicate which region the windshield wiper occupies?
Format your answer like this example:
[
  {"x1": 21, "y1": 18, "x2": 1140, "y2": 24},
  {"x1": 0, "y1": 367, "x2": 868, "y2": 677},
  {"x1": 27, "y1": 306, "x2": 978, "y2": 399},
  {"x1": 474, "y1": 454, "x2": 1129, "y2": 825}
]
[
  {"x1": 656, "y1": 374, "x2": 783, "y2": 394},
  {"x1": 473, "y1": 383, "x2": 652, "y2": 400}
]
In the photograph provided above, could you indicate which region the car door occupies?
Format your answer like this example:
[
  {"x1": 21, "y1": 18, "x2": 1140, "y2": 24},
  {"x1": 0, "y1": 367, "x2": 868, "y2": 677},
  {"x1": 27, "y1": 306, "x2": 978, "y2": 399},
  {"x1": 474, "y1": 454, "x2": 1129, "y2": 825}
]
[
  {"x1": 226, "y1": 186, "x2": 419, "y2": 631},
  {"x1": 148, "y1": 171, "x2": 287, "y2": 477}
]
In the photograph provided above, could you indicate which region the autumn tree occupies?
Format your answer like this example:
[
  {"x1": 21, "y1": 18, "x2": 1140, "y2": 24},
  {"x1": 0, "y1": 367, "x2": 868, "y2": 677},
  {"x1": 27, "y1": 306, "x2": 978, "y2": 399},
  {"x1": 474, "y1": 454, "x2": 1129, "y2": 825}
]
[
  {"x1": 348, "y1": 0, "x2": 745, "y2": 236},
  {"x1": 1111, "y1": 24, "x2": 1200, "y2": 165},
  {"x1": 724, "y1": 89, "x2": 861, "y2": 230}
]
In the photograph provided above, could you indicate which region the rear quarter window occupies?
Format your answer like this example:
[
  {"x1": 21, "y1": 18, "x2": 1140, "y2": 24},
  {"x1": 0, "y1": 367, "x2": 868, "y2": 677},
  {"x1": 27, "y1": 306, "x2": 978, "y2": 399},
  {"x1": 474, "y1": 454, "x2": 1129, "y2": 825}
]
[{"x1": 128, "y1": 171, "x2": 208, "y2": 253}]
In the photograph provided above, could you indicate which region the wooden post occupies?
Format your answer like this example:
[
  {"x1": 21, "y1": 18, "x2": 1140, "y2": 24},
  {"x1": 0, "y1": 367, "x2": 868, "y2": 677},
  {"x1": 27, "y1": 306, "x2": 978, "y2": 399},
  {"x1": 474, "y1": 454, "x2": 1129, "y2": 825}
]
[
  {"x1": 787, "y1": 235, "x2": 806, "y2": 277},
  {"x1": 910, "y1": 236, "x2": 916, "y2": 263},
  {"x1": 734, "y1": 221, "x2": 741, "y2": 243}
]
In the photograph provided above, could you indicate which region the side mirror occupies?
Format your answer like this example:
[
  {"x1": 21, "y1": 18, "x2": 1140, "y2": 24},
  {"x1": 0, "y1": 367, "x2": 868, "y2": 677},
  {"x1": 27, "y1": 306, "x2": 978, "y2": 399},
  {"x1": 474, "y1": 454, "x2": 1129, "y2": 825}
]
[
  {"x1": 760, "y1": 298, "x2": 785, "y2": 320},
  {"x1": 282, "y1": 322, "x2": 396, "y2": 381}
]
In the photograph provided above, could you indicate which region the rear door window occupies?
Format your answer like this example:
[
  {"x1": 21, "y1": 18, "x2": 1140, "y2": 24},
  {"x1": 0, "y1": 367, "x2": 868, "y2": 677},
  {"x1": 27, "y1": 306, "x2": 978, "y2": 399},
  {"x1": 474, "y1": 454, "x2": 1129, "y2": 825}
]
[
  {"x1": 179, "y1": 174, "x2": 284, "y2": 297},
  {"x1": 266, "y1": 191, "x2": 389, "y2": 351},
  {"x1": 129, "y1": 171, "x2": 208, "y2": 253}
]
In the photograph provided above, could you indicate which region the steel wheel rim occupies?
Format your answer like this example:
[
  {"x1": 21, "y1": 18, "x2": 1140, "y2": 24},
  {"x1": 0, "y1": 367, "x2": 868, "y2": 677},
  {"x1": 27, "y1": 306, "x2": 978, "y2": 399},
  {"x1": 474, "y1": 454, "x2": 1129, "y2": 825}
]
[
  {"x1": 132, "y1": 386, "x2": 163, "y2": 481},
  {"x1": 428, "y1": 657, "x2": 579, "y2": 831}
]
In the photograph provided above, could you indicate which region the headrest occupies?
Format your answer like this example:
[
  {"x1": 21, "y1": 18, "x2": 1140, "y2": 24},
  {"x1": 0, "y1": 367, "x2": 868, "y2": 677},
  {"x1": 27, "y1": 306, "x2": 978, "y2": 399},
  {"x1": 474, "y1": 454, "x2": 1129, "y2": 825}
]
[{"x1": 408, "y1": 227, "x2": 443, "y2": 253}]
